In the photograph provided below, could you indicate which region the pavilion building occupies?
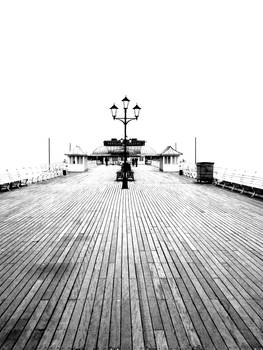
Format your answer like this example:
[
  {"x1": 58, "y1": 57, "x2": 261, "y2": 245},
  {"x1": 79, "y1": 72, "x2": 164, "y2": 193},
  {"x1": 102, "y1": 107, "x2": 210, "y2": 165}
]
[
  {"x1": 65, "y1": 140, "x2": 183, "y2": 173},
  {"x1": 92, "y1": 138, "x2": 157, "y2": 165}
]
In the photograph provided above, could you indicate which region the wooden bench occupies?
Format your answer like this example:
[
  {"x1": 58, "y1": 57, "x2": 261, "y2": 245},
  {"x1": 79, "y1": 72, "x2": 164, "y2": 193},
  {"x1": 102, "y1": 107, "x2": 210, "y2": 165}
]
[
  {"x1": 116, "y1": 163, "x2": 134, "y2": 182},
  {"x1": 127, "y1": 170, "x2": 134, "y2": 181},
  {"x1": 16, "y1": 168, "x2": 28, "y2": 186},
  {"x1": 249, "y1": 170, "x2": 263, "y2": 197},
  {"x1": 0, "y1": 169, "x2": 23, "y2": 190},
  {"x1": 0, "y1": 169, "x2": 11, "y2": 191},
  {"x1": 213, "y1": 167, "x2": 263, "y2": 198},
  {"x1": 116, "y1": 170, "x2": 134, "y2": 181},
  {"x1": 182, "y1": 164, "x2": 197, "y2": 179},
  {"x1": 8, "y1": 169, "x2": 22, "y2": 189},
  {"x1": 0, "y1": 164, "x2": 65, "y2": 193},
  {"x1": 116, "y1": 170, "x2": 123, "y2": 181}
]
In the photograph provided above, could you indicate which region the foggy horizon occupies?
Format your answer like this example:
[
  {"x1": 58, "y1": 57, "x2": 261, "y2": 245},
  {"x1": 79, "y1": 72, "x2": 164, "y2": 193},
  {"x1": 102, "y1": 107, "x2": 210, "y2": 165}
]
[{"x1": 1, "y1": 1, "x2": 262, "y2": 171}]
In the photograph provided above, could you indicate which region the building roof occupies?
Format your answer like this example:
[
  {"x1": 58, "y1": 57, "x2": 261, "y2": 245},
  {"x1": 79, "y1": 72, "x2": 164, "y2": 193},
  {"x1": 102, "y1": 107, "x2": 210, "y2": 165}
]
[
  {"x1": 141, "y1": 145, "x2": 157, "y2": 156},
  {"x1": 92, "y1": 146, "x2": 110, "y2": 156},
  {"x1": 65, "y1": 145, "x2": 88, "y2": 156},
  {"x1": 92, "y1": 143, "x2": 157, "y2": 157},
  {"x1": 160, "y1": 146, "x2": 182, "y2": 156}
]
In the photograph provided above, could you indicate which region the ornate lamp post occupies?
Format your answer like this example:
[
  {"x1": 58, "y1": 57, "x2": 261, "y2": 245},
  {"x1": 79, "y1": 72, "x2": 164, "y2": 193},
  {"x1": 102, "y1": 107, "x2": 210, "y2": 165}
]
[{"x1": 110, "y1": 96, "x2": 141, "y2": 189}]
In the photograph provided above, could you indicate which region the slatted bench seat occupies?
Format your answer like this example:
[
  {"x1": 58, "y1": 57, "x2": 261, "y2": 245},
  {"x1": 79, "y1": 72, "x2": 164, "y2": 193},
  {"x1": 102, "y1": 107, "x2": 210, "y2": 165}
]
[
  {"x1": 219, "y1": 168, "x2": 237, "y2": 190},
  {"x1": 249, "y1": 171, "x2": 263, "y2": 197},
  {"x1": 213, "y1": 167, "x2": 225, "y2": 186},
  {"x1": 116, "y1": 163, "x2": 134, "y2": 182},
  {"x1": 23, "y1": 167, "x2": 37, "y2": 184},
  {"x1": 0, "y1": 168, "x2": 29, "y2": 191},
  {"x1": 0, "y1": 169, "x2": 11, "y2": 191},
  {"x1": 116, "y1": 170, "x2": 134, "y2": 181},
  {"x1": 8, "y1": 169, "x2": 22, "y2": 189},
  {"x1": 40, "y1": 166, "x2": 58, "y2": 181},
  {"x1": 182, "y1": 164, "x2": 197, "y2": 178},
  {"x1": 127, "y1": 170, "x2": 134, "y2": 181},
  {"x1": 213, "y1": 167, "x2": 263, "y2": 198},
  {"x1": 16, "y1": 168, "x2": 28, "y2": 186},
  {"x1": 29, "y1": 166, "x2": 47, "y2": 183},
  {"x1": 0, "y1": 164, "x2": 64, "y2": 193},
  {"x1": 116, "y1": 170, "x2": 122, "y2": 181},
  {"x1": 50, "y1": 165, "x2": 63, "y2": 177}
]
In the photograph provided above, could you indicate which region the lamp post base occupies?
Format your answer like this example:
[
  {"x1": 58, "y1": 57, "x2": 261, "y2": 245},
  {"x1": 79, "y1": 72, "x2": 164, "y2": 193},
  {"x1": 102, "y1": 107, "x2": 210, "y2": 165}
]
[{"x1": 122, "y1": 177, "x2": 128, "y2": 189}]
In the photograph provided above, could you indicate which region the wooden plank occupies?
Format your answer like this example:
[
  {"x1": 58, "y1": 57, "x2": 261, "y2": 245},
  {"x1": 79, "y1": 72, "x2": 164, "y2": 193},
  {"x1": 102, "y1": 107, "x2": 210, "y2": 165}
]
[
  {"x1": 96, "y1": 263, "x2": 114, "y2": 350},
  {"x1": 154, "y1": 330, "x2": 169, "y2": 350},
  {"x1": 48, "y1": 300, "x2": 75, "y2": 350},
  {"x1": 84, "y1": 278, "x2": 106, "y2": 350},
  {"x1": 2, "y1": 300, "x2": 47, "y2": 350},
  {"x1": 158, "y1": 299, "x2": 180, "y2": 349},
  {"x1": 0, "y1": 280, "x2": 43, "y2": 348},
  {"x1": 130, "y1": 297, "x2": 144, "y2": 350},
  {"x1": 72, "y1": 240, "x2": 103, "y2": 350},
  {"x1": 136, "y1": 263, "x2": 156, "y2": 349}
]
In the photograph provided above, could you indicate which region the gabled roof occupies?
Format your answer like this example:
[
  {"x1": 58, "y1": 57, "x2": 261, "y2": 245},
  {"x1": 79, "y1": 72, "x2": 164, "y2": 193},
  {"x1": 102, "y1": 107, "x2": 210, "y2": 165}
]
[
  {"x1": 92, "y1": 146, "x2": 110, "y2": 156},
  {"x1": 141, "y1": 145, "x2": 157, "y2": 156},
  {"x1": 91, "y1": 143, "x2": 157, "y2": 157},
  {"x1": 160, "y1": 146, "x2": 182, "y2": 156},
  {"x1": 65, "y1": 145, "x2": 87, "y2": 156}
]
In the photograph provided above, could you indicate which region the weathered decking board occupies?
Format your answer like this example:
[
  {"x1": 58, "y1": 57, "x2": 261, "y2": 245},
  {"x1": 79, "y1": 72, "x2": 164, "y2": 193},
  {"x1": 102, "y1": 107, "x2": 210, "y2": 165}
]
[{"x1": 0, "y1": 165, "x2": 263, "y2": 350}]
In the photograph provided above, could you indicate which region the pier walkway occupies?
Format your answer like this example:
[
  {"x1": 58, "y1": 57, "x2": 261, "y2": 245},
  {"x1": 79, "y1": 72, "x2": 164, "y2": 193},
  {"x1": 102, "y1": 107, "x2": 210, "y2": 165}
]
[{"x1": 0, "y1": 165, "x2": 263, "y2": 350}]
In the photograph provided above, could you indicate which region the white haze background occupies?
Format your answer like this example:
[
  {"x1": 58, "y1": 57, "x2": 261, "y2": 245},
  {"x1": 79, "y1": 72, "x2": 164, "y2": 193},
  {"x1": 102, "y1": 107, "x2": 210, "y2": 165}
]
[{"x1": 0, "y1": 1, "x2": 262, "y2": 170}]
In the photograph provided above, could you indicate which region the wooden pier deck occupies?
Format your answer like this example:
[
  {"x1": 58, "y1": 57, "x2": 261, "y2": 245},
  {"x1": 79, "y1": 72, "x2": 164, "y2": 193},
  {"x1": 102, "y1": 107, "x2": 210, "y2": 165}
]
[{"x1": 0, "y1": 165, "x2": 263, "y2": 350}]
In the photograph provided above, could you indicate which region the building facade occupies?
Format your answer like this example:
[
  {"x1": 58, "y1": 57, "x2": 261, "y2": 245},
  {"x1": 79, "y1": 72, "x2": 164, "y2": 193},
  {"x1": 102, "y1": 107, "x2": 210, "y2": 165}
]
[
  {"x1": 159, "y1": 146, "x2": 183, "y2": 172},
  {"x1": 64, "y1": 145, "x2": 89, "y2": 172},
  {"x1": 92, "y1": 138, "x2": 157, "y2": 165}
]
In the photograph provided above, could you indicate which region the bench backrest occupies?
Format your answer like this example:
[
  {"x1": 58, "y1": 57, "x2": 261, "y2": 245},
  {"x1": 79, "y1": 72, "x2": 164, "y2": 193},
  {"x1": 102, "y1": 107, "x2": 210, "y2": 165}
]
[
  {"x1": 214, "y1": 167, "x2": 263, "y2": 190},
  {"x1": 0, "y1": 169, "x2": 11, "y2": 185}
]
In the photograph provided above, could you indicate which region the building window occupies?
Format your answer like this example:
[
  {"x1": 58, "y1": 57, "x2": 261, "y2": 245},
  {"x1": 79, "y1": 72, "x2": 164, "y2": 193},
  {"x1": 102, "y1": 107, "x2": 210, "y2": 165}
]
[{"x1": 165, "y1": 156, "x2": 171, "y2": 164}]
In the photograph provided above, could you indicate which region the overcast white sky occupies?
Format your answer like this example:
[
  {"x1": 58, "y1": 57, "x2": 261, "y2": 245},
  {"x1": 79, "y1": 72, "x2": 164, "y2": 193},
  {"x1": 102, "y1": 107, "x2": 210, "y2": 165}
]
[{"x1": 0, "y1": 1, "x2": 262, "y2": 169}]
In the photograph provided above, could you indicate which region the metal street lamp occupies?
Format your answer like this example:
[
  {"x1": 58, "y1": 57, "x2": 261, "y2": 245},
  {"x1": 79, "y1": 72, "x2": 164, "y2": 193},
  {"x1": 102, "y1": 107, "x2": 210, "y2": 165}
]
[{"x1": 110, "y1": 96, "x2": 141, "y2": 189}]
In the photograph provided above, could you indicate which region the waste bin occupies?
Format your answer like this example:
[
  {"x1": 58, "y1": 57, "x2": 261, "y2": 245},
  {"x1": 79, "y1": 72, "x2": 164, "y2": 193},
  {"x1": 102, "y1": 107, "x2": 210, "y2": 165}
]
[
  {"x1": 196, "y1": 162, "x2": 214, "y2": 183},
  {"x1": 63, "y1": 169, "x2": 67, "y2": 176}
]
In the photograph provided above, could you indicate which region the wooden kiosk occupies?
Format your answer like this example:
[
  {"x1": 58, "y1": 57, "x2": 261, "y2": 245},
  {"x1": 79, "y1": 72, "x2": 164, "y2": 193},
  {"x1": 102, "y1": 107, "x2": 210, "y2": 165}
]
[
  {"x1": 159, "y1": 146, "x2": 182, "y2": 172},
  {"x1": 64, "y1": 145, "x2": 89, "y2": 172}
]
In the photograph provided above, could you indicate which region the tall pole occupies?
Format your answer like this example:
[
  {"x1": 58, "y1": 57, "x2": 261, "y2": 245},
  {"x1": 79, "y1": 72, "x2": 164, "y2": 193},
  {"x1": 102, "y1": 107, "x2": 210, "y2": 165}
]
[
  {"x1": 195, "y1": 137, "x2": 197, "y2": 164},
  {"x1": 48, "y1": 137, "x2": 51, "y2": 170},
  {"x1": 110, "y1": 97, "x2": 141, "y2": 190},
  {"x1": 123, "y1": 108, "x2": 128, "y2": 189}
]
